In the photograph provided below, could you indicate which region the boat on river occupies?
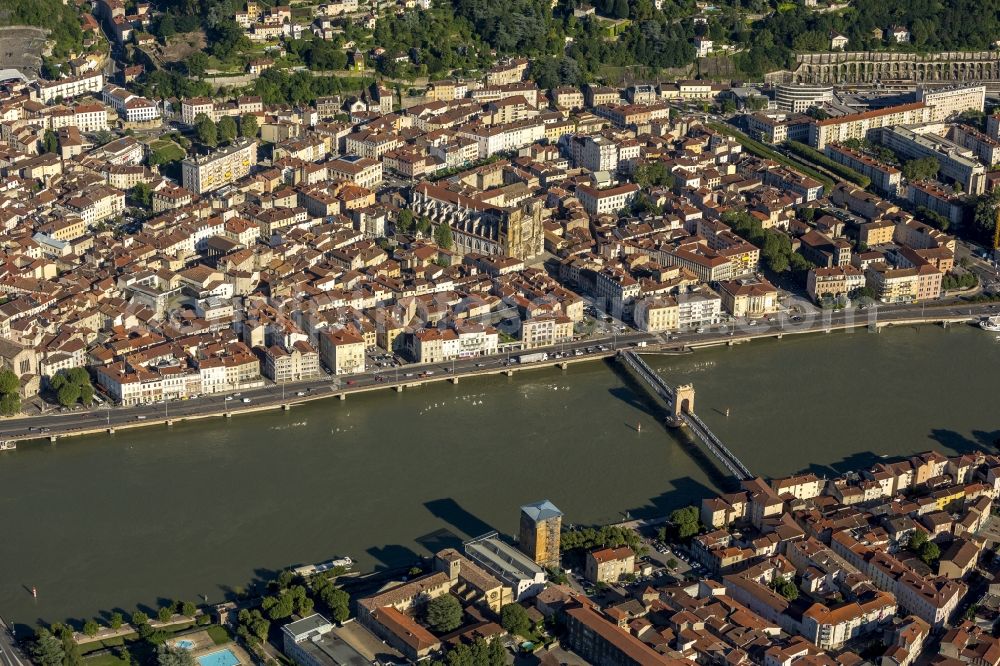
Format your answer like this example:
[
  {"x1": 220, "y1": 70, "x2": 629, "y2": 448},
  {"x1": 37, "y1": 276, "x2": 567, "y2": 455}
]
[
  {"x1": 0, "y1": 441, "x2": 15, "y2": 450},
  {"x1": 980, "y1": 315, "x2": 1000, "y2": 332}
]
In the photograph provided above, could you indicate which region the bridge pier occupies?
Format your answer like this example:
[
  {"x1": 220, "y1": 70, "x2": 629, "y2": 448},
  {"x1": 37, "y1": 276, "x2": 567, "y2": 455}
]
[{"x1": 338, "y1": 393, "x2": 346, "y2": 401}]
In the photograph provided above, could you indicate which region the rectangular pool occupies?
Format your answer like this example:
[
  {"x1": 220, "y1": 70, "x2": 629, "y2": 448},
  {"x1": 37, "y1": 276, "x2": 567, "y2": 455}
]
[{"x1": 196, "y1": 649, "x2": 240, "y2": 666}]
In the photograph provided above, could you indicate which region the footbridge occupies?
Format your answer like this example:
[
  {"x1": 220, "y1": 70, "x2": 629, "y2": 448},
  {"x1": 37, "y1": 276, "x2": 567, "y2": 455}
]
[{"x1": 619, "y1": 350, "x2": 753, "y2": 481}]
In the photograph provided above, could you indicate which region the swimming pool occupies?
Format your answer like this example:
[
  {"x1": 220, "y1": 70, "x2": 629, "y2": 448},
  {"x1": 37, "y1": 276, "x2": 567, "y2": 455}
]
[
  {"x1": 175, "y1": 640, "x2": 195, "y2": 651},
  {"x1": 196, "y1": 649, "x2": 240, "y2": 666}
]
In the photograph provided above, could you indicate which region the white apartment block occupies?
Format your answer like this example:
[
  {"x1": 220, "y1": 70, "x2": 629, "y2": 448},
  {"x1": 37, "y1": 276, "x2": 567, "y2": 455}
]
[
  {"x1": 917, "y1": 84, "x2": 985, "y2": 122},
  {"x1": 181, "y1": 140, "x2": 258, "y2": 194},
  {"x1": 32, "y1": 73, "x2": 104, "y2": 103},
  {"x1": 574, "y1": 183, "x2": 639, "y2": 216},
  {"x1": 809, "y1": 102, "x2": 931, "y2": 150},
  {"x1": 457, "y1": 119, "x2": 545, "y2": 159},
  {"x1": 181, "y1": 97, "x2": 216, "y2": 125},
  {"x1": 102, "y1": 85, "x2": 160, "y2": 123}
]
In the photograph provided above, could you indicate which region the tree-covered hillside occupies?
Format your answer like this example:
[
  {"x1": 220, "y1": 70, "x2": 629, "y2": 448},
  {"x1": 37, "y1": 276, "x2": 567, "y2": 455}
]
[{"x1": 0, "y1": 0, "x2": 84, "y2": 57}]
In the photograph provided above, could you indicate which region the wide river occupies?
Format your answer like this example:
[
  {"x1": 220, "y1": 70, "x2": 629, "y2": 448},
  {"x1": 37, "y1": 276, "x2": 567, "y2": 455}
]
[{"x1": 2, "y1": 324, "x2": 998, "y2": 626}]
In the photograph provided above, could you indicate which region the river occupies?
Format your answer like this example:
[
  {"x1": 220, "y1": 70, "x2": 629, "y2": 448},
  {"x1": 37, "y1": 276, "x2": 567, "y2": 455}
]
[{"x1": 1, "y1": 324, "x2": 998, "y2": 626}]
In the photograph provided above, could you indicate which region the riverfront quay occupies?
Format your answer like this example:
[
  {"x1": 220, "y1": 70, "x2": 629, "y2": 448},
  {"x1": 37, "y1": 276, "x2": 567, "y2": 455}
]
[{"x1": 2, "y1": 325, "x2": 999, "y2": 625}]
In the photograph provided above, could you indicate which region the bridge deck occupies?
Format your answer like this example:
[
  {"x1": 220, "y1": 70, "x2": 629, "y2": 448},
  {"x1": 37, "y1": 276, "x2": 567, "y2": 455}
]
[{"x1": 620, "y1": 351, "x2": 753, "y2": 481}]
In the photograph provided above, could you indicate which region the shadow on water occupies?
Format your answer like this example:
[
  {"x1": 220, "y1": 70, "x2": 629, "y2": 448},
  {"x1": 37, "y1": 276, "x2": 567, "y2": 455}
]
[
  {"x1": 625, "y1": 476, "x2": 719, "y2": 520},
  {"x1": 805, "y1": 451, "x2": 886, "y2": 480},
  {"x1": 973, "y1": 430, "x2": 1000, "y2": 448},
  {"x1": 929, "y1": 429, "x2": 995, "y2": 456},
  {"x1": 423, "y1": 498, "x2": 495, "y2": 539},
  {"x1": 414, "y1": 527, "x2": 465, "y2": 555},
  {"x1": 366, "y1": 544, "x2": 422, "y2": 571},
  {"x1": 607, "y1": 386, "x2": 660, "y2": 419}
]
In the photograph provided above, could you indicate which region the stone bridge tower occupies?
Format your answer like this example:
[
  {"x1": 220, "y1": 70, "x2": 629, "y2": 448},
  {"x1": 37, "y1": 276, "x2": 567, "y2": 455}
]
[{"x1": 673, "y1": 384, "x2": 695, "y2": 422}]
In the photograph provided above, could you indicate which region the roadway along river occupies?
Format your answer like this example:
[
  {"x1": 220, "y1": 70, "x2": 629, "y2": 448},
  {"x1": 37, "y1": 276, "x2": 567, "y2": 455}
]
[{"x1": 1, "y1": 323, "x2": 999, "y2": 626}]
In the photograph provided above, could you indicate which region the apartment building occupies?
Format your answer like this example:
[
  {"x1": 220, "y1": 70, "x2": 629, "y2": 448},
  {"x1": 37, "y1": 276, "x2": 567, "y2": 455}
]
[
  {"x1": 574, "y1": 183, "x2": 639, "y2": 216},
  {"x1": 327, "y1": 155, "x2": 382, "y2": 189},
  {"x1": 880, "y1": 125, "x2": 986, "y2": 195},
  {"x1": 181, "y1": 97, "x2": 216, "y2": 125},
  {"x1": 62, "y1": 185, "x2": 125, "y2": 226},
  {"x1": 916, "y1": 84, "x2": 985, "y2": 122},
  {"x1": 807, "y1": 265, "x2": 866, "y2": 302},
  {"x1": 800, "y1": 592, "x2": 897, "y2": 651},
  {"x1": 180, "y1": 140, "x2": 258, "y2": 194},
  {"x1": 584, "y1": 547, "x2": 635, "y2": 584},
  {"x1": 809, "y1": 102, "x2": 930, "y2": 150},
  {"x1": 633, "y1": 296, "x2": 679, "y2": 332},
  {"x1": 32, "y1": 72, "x2": 104, "y2": 103},
  {"x1": 718, "y1": 277, "x2": 779, "y2": 318},
  {"x1": 825, "y1": 143, "x2": 902, "y2": 196},
  {"x1": 520, "y1": 315, "x2": 572, "y2": 349},
  {"x1": 456, "y1": 118, "x2": 546, "y2": 158},
  {"x1": 677, "y1": 286, "x2": 722, "y2": 328},
  {"x1": 551, "y1": 86, "x2": 584, "y2": 110},
  {"x1": 318, "y1": 326, "x2": 365, "y2": 375},
  {"x1": 865, "y1": 262, "x2": 942, "y2": 303},
  {"x1": 102, "y1": 85, "x2": 159, "y2": 123}
]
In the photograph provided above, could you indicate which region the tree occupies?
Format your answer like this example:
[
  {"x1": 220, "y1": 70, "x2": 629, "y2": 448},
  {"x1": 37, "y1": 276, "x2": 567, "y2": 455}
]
[
  {"x1": 240, "y1": 113, "x2": 259, "y2": 139},
  {"x1": 908, "y1": 530, "x2": 928, "y2": 551},
  {"x1": 158, "y1": 606, "x2": 172, "y2": 622},
  {"x1": 318, "y1": 585, "x2": 350, "y2": 622},
  {"x1": 62, "y1": 631, "x2": 81, "y2": 666},
  {"x1": 973, "y1": 188, "x2": 1000, "y2": 247},
  {"x1": 919, "y1": 540, "x2": 941, "y2": 565},
  {"x1": 433, "y1": 223, "x2": 453, "y2": 250},
  {"x1": 854, "y1": 286, "x2": 876, "y2": 302},
  {"x1": 772, "y1": 576, "x2": 799, "y2": 600},
  {"x1": 0, "y1": 369, "x2": 18, "y2": 394},
  {"x1": 613, "y1": 0, "x2": 629, "y2": 18},
  {"x1": 109, "y1": 613, "x2": 124, "y2": 631},
  {"x1": 156, "y1": 645, "x2": 195, "y2": 666},
  {"x1": 131, "y1": 611, "x2": 149, "y2": 627},
  {"x1": 194, "y1": 114, "x2": 218, "y2": 148},
  {"x1": 186, "y1": 52, "x2": 209, "y2": 78},
  {"x1": 499, "y1": 603, "x2": 531, "y2": 636},
  {"x1": 130, "y1": 182, "x2": 152, "y2": 208},
  {"x1": 66, "y1": 367, "x2": 89, "y2": 386},
  {"x1": 30, "y1": 629, "x2": 64, "y2": 666},
  {"x1": 236, "y1": 609, "x2": 270, "y2": 644},
  {"x1": 217, "y1": 116, "x2": 238, "y2": 144},
  {"x1": 425, "y1": 594, "x2": 463, "y2": 633},
  {"x1": 261, "y1": 592, "x2": 294, "y2": 620},
  {"x1": 43, "y1": 130, "x2": 58, "y2": 154},
  {"x1": 57, "y1": 383, "x2": 80, "y2": 407},
  {"x1": 415, "y1": 215, "x2": 432, "y2": 236},
  {"x1": 0, "y1": 380, "x2": 19, "y2": 416},
  {"x1": 670, "y1": 505, "x2": 701, "y2": 539},
  {"x1": 82, "y1": 621, "x2": 99, "y2": 637},
  {"x1": 902, "y1": 157, "x2": 939, "y2": 181},
  {"x1": 396, "y1": 209, "x2": 414, "y2": 232},
  {"x1": 179, "y1": 601, "x2": 197, "y2": 617}
]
